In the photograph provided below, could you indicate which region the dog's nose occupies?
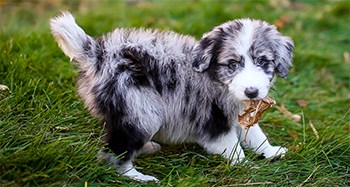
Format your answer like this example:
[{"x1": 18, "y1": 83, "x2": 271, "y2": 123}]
[{"x1": 244, "y1": 87, "x2": 259, "y2": 99}]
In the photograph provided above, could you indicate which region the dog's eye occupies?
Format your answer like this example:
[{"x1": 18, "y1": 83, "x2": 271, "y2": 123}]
[
  {"x1": 257, "y1": 57, "x2": 271, "y2": 67},
  {"x1": 228, "y1": 59, "x2": 239, "y2": 70}
]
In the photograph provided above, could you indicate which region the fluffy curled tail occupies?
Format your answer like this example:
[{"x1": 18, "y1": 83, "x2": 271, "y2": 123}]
[{"x1": 50, "y1": 11, "x2": 95, "y2": 63}]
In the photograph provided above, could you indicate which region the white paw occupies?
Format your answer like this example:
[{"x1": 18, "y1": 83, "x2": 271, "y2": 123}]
[
  {"x1": 263, "y1": 146, "x2": 287, "y2": 158},
  {"x1": 140, "y1": 141, "x2": 161, "y2": 154},
  {"x1": 123, "y1": 167, "x2": 159, "y2": 182},
  {"x1": 137, "y1": 174, "x2": 159, "y2": 182}
]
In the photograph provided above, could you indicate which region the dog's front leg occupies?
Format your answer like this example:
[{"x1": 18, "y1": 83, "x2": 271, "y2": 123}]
[
  {"x1": 239, "y1": 123, "x2": 287, "y2": 158},
  {"x1": 199, "y1": 128, "x2": 245, "y2": 165}
]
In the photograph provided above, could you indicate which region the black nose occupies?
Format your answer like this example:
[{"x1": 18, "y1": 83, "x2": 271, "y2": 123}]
[{"x1": 244, "y1": 87, "x2": 259, "y2": 99}]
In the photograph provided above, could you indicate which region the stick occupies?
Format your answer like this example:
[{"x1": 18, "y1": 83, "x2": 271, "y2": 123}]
[
  {"x1": 243, "y1": 127, "x2": 250, "y2": 142},
  {"x1": 297, "y1": 165, "x2": 320, "y2": 187},
  {"x1": 244, "y1": 100, "x2": 262, "y2": 142},
  {"x1": 251, "y1": 100, "x2": 262, "y2": 123},
  {"x1": 309, "y1": 121, "x2": 319, "y2": 139},
  {"x1": 226, "y1": 181, "x2": 273, "y2": 186}
]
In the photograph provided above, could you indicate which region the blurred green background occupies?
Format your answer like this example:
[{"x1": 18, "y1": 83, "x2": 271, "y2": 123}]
[{"x1": 1, "y1": 0, "x2": 349, "y2": 186}]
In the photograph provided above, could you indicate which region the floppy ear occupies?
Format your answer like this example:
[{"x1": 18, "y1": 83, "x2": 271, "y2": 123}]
[
  {"x1": 274, "y1": 36, "x2": 294, "y2": 78},
  {"x1": 192, "y1": 35, "x2": 215, "y2": 72}
]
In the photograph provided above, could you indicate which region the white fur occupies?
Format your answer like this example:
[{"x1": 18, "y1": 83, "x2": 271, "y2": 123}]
[
  {"x1": 199, "y1": 127, "x2": 246, "y2": 164},
  {"x1": 117, "y1": 161, "x2": 159, "y2": 182},
  {"x1": 50, "y1": 12, "x2": 90, "y2": 61},
  {"x1": 235, "y1": 19, "x2": 255, "y2": 56},
  {"x1": 229, "y1": 60, "x2": 271, "y2": 100},
  {"x1": 239, "y1": 123, "x2": 287, "y2": 158}
]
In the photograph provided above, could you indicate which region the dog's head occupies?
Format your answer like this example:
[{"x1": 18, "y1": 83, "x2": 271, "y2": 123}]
[{"x1": 193, "y1": 18, "x2": 294, "y2": 101}]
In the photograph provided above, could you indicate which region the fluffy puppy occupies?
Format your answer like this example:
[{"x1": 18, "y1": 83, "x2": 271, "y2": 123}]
[{"x1": 50, "y1": 12, "x2": 294, "y2": 182}]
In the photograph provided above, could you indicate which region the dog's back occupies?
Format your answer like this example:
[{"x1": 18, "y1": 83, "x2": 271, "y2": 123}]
[{"x1": 50, "y1": 11, "x2": 228, "y2": 147}]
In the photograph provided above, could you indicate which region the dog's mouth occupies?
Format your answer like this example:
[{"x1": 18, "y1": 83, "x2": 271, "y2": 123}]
[
  {"x1": 240, "y1": 95, "x2": 266, "y2": 102},
  {"x1": 238, "y1": 96, "x2": 276, "y2": 129},
  {"x1": 242, "y1": 97, "x2": 263, "y2": 101}
]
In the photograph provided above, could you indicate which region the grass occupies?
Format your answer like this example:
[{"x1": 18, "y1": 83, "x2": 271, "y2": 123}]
[{"x1": 1, "y1": 0, "x2": 349, "y2": 186}]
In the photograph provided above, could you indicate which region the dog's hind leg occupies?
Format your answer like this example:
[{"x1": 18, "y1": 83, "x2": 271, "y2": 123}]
[
  {"x1": 98, "y1": 87, "x2": 163, "y2": 182},
  {"x1": 100, "y1": 119, "x2": 159, "y2": 182},
  {"x1": 98, "y1": 149, "x2": 158, "y2": 182}
]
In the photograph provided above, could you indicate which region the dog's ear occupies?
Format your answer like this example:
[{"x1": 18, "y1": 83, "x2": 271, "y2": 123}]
[
  {"x1": 193, "y1": 36, "x2": 214, "y2": 72},
  {"x1": 193, "y1": 27, "x2": 229, "y2": 72},
  {"x1": 274, "y1": 36, "x2": 294, "y2": 78}
]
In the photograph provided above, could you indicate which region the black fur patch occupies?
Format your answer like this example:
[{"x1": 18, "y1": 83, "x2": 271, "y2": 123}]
[
  {"x1": 181, "y1": 82, "x2": 192, "y2": 117},
  {"x1": 262, "y1": 62, "x2": 275, "y2": 75},
  {"x1": 184, "y1": 82, "x2": 191, "y2": 104},
  {"x1": 149, "y1": 66, "x2": 163, "y2": 95},
  {"x1": 256, "y1": 56, "x2": 275, "y2": 76},
  {"x1": 118, "y1": 46, "x2": 166, "y2": 93},
  {"x1": 192, "y1": 37, "x2": 213, "y2": 70},
  {"x1": 151, "y1": 38, "x2": 157, "y2": 46},
  {"x1": 93, "y1": 74, "x2": 146, "y2": 164},
  {"x1": 189, "y1": 108, "x2": 197, "y2": 123},
  {"x1": 227, "y1": 20, "x2": 243, "y2": 34},
  {"x1": 119, "y1": 47, "x2": 163, "y2": 95},
  {"x1": 95, "y1": 38, "x2": 106, "y2": 73},
  {"x1": 77, "y1": 69, "x2": 87, "y2": 81},
  {"x1": 201, "y1": 101, "x2": 230, "y2": 140},
  {"x1": 82, "y1": 39, "x2": 94, "y2": 58},
  {"x1": 198, "y1": 37, "x2": 213, "y2": 50},
  {"x1": 165, "y1": 60, "x2": 178, "y2": 92},
  {"x1": 106, "y1": 118, "x2": 146, "y2": 163},
  {"x1": 93, "y1": 74, "x2": 124, "y2": 114},
  {"x1": 207, "y1": 28, "x2": 226, "y2": 82},
  {"x1": 276, "y1": 63, "x2": 287, "y2": 78},
  {"x1": 285, "y1": 42, "x2": 294, "y2": 54},
  {"x1": 275, "y1": 39, "x2": 294, "y2": 78},
  {"x1": 120, "y1": 47, "x2": 150, "y2": 87}
]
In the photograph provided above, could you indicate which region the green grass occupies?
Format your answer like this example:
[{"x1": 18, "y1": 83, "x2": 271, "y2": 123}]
[{"x1": 1, "y1": 0, "x2": 349, "y2": 186}]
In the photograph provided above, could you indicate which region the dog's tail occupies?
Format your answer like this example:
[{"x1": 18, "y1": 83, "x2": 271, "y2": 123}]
[{"x1": 50, "y1": 11, "x2": 95, "y2": 64}]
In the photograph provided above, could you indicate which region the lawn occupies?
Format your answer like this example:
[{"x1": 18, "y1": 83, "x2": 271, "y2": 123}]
[{"x1": 1, "y1": 0, "x2": 349, "y2": 186}]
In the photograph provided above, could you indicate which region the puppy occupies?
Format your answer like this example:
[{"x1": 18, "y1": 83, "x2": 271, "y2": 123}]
[{"x1": 50, "y1": 12, "x2": 294, "y2": 182}]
